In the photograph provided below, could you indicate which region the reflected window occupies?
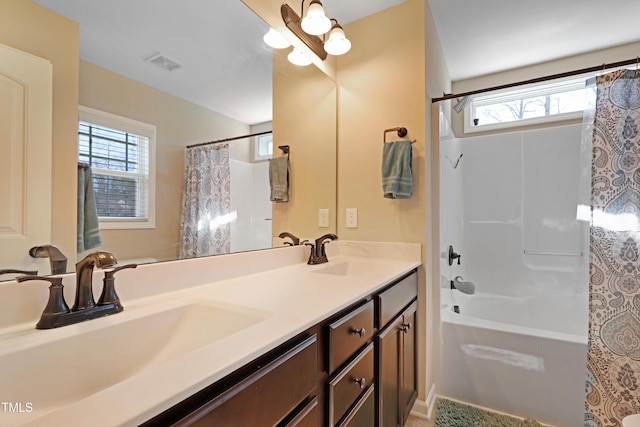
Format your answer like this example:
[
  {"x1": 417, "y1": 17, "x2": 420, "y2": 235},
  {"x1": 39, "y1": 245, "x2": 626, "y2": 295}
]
[
  {"x1": 253, "y1": 133, "x2": 273, "y2": 161},
  {"x1": 78, "y1": 106, "x2": 156, "y2": 229}
]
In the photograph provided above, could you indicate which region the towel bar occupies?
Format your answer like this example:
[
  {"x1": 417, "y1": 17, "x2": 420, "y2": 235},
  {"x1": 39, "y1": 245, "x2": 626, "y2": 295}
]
[
  {"x1": 383, "y1": 127, "x2": 416, "y2": 144},
  {"x1": 523, "y1": 250, "x2": 583, "y2": 257}
]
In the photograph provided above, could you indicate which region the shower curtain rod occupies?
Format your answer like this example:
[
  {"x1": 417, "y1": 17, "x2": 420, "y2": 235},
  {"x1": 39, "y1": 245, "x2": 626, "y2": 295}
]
[
  {"x1": 186, "y1": 130, "x2": 272, "y2": 149},
  {"x1": 432, "y1": 56, "x2": 640, "y2": 103}
]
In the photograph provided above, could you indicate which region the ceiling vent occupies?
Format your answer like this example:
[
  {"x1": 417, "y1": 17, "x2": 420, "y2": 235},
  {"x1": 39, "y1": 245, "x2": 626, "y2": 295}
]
[{"x1": 144, "y1": 53, "x2": 183, "y2": 72}]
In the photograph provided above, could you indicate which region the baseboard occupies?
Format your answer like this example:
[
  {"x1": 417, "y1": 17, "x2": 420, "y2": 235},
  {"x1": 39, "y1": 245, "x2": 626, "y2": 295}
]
[{"x1": 410, "y1": 383, "x2": 437, "y2": 420}]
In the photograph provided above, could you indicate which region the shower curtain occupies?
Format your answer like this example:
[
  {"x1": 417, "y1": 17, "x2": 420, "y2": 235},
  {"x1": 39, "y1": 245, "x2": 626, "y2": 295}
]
[
  {"x1": 585, "y1": 69, "x2": 640, "y2": 426},
  {"x1": 179, "y1": 144, "x2": 231, "y2": 258}
]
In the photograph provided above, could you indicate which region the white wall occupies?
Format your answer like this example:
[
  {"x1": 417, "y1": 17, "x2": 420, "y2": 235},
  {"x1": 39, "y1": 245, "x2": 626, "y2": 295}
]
[{"x1": 440, "y1": 123, "x2": 589, "y2": 299}]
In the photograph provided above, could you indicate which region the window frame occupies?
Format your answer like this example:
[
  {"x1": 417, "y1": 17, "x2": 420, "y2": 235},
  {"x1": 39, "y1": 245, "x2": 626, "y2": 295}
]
[
  {"x1": 463, "y1": 76, "x2": 591, "y2": 134},
  {"x1": 252, "y1": 132, "x2": 273, "y2": 162},
  {"x1": 78, "y1": 106, "x2": 157, "y2": 230}
]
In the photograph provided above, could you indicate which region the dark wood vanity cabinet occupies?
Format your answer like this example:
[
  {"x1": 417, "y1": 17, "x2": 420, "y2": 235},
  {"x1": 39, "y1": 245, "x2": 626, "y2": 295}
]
[
  {"x1": 143, "y1": 269, "x2": 419, "y2": 427},
  {"x1": 376, "y1": 273, "x2": 419, "y2": 427},
  {"x1": 142, "y1": 334, "x2": 318, "y2": 427}
]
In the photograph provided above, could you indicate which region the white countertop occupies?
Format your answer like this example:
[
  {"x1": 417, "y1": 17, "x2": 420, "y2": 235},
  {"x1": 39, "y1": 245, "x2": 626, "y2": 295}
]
[{"x1": 0, "y1": 242, "x2": 420, "y2": 426}]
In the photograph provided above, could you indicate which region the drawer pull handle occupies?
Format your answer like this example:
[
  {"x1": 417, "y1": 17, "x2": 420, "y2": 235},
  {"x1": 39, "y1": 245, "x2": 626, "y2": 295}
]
[
  {"x1": 353, "y1": 377, "x2": 366, "y2": 389},
  {"x1": 401, "y1": 322, "x2": 411, "y2": 333},
  {"x1": 351, "y1": 327, "x2": 366, "y2": 338}
]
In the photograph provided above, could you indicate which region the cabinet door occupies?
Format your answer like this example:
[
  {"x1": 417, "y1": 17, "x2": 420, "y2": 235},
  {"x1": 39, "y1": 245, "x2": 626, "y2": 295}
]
[
  {"x1": 400, "y1": 302, "x2": 418, "y2": 424},
  {"x1": 376, "y1": 315, "x2": 403, "y2": 427},
  {"x1": 0, "y1": 43, "x2": 53, "y2": 274}
]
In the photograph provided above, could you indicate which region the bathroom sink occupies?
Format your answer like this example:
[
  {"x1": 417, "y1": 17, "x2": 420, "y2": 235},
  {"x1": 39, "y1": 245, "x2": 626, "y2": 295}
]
[
  {"x1": 311, "y1": 261, "x2": 373, "y2": 276},
  {"x1": 0, "y1": 300, "x2": 268, "y2": 423}
]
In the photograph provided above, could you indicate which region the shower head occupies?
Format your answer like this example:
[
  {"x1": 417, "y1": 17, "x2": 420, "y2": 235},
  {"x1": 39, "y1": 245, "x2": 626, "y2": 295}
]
[{"x1": 453, "y1": 96, "x2": 471, "y2": 114}]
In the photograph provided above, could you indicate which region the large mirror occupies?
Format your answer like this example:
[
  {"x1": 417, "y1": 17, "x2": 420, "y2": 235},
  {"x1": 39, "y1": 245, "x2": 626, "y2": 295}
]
[{"x1": 0, "y1": 0, "x2": 336, "y2": 278}]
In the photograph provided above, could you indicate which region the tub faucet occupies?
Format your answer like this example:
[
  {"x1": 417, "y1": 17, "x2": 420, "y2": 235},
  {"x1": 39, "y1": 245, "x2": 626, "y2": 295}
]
[
  {"x1": 29, "y1": 244, "x2": 68, "y2": 275},
  {"x1": 451, "y1": 275, "x2": 475, "y2": 295},
  {"x1": 73, "y1": 251, "x2": 118, "y2": 311},
  {"x1": 307, "y1": 233, "x2": 338, "y2": 265},
  {"x1": 448, "y1": 245, "x2": 461, "y2": 266}
]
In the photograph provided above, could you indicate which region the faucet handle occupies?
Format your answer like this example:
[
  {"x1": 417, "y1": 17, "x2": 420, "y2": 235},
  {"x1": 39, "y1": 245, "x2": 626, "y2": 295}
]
[
  {"x1": 17, "y1": 276, "x2": 71, "y2": 320},
  {"x1": 0, "y1": 269, "x2": 38, "y2": 277},
  {"x1": 103, "y1": 263, "x2": 137, "y2": 278},
  {"x1": 98, "y1": 264, "x2": 137, "y2": 307}
]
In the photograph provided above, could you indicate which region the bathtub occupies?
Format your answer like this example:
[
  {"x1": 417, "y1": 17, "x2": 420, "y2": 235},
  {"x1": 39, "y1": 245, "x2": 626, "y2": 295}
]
[{"x1": 440, "y1": 290, "x2": 588, "y2": 427}]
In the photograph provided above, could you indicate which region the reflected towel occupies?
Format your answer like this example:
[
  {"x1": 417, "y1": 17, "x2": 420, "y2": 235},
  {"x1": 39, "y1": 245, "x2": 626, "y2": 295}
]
[
  {"x1": 269, "y1": 156, "x2": 290, "y2": 203},
  {"x1": 382, "y1": 140, "x2": 413, "y2": 199},
  {"x1": 77, "y1": 165, "x2": 102, "y2": 252}
]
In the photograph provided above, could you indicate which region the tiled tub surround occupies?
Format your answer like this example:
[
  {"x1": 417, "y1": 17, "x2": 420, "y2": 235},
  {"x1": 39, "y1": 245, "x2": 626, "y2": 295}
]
[{"x1": 0, "y1": 241, "x2": 420, "y2": 426}]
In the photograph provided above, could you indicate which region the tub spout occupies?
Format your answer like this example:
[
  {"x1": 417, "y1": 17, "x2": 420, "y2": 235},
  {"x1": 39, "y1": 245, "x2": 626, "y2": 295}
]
[{"x1": 451, "y1": 275, "x2": 475, "y2": 295}]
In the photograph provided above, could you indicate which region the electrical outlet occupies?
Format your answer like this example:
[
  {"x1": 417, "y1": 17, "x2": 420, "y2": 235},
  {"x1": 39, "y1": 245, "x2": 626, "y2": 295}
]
[
  {"x1": 318, "y1": 209, "x2": 329, "y2": 227},
  {"x1": 346, "y1": 208, "x2": 358, "y2": 228}
]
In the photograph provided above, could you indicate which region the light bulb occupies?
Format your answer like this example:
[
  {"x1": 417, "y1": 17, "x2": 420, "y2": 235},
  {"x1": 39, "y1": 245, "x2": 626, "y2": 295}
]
[
  {"x1": 301, "y1": 0, "x2": 331, "y2": 35},
  {"x1": 287, "y1": 48, "x2": 312, "y2": 66},
  {"x1": 263, "y1": 28, "x2": 291, "y2": 49},
  {"x1": 324, "y1": 24, "x2": 351, "y2": 56}
]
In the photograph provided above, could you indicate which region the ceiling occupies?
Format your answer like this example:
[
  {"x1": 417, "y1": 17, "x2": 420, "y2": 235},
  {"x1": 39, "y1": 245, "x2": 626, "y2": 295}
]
[
  {"x1": 33, "y1": 0, "x2": 404, "y2": 126},
  {"x1": 428, "y1": 0, "x2": 640, "y2": 81}
]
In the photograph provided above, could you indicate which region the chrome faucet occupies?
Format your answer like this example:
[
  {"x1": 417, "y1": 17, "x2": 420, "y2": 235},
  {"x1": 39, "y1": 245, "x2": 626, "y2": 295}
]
[
  {"x1": 17, "y1": 251, "x2": 136, "y2": 329},
  {"x1": 29, "y1": 244, "x2": 68, "y2": 275},
  {"x1": 307, "y1": 233, "x2": 338, "y2": 265}
]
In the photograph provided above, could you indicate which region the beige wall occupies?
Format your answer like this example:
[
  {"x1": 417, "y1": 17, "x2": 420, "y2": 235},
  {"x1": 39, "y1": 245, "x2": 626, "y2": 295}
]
[
  {"x1": 335, "y1": 0, "x2": 450, "y2": 407},
  {"x1": 0, "y1": 0, "x2": 79, "y2": 265},
  {"x1": 272, "y1": 49, "x2": 337, "y2": 240},
  {"x1": 450, "y1": 40, "x2": 640, "y2": 137},
  {"x1": 79, "y1": 61, "x2": 249, "y2": 261}
]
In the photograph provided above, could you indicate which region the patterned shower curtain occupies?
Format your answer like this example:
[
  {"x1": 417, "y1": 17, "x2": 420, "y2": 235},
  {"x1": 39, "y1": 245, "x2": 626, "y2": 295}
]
[
  {"x1": 585, "y1": 69, "x2": 640, "y2": 426},
  {"x1": 179, "y1": 144, "x2": 231, "y2": 258}
]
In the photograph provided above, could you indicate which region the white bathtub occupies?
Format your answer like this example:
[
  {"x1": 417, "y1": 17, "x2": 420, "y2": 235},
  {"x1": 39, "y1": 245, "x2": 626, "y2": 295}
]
[{"x1": 440, "y1": 290, "x2": 588, "y2": 427}]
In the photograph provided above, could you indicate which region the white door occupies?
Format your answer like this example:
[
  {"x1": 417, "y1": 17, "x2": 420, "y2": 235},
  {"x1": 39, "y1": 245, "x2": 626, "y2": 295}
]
[{"x1": 0, "y1": 43, "x2": 53, "y2": 278}]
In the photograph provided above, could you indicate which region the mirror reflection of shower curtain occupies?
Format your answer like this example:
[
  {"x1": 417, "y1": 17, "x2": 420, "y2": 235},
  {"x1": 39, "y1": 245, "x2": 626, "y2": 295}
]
[
  {"x1": 585, "y1": 69, "x2": 640, "y2": 426},
  {"x1": 179, "y1": 144, "x2": 231, "y2": 258}
]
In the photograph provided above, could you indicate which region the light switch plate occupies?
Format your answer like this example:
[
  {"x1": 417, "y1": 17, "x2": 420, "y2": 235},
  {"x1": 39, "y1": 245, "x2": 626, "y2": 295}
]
[
  {"x1": 346, "y1": 208, "x2": 358, "y2": 228},
  {"x1": 319, "y1": 209, "x2": 329, "y2": 227}
]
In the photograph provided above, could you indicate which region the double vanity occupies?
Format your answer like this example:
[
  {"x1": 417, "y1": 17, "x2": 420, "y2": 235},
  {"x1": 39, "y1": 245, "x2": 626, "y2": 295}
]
[{"x1": 0, "y1": 241, "x2": 420, "y2": 426}]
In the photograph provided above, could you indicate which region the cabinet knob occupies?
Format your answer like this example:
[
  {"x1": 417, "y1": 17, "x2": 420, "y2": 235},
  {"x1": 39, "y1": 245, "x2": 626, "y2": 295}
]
[
  {"x1": 353, "y1": 377, "x2": 366, "y2": 389},
  {"x1": 401, "y1": 322, "x2": 412, "y2": 333},
  {"x1": 351, "y1": 327, "x2": 366, "y2": 338}
]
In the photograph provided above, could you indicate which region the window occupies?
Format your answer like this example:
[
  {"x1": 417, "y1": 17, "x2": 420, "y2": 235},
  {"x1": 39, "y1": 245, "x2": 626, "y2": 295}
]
[
  {"x1": 465, "y1": 76, "x2": 596, "y2": 133},
  {"x1": 253, "y1": 132, "x2": 273, "y2": 161},
  {"x1": 78, "y1": 106, "x2": 156, "y2": 229}
]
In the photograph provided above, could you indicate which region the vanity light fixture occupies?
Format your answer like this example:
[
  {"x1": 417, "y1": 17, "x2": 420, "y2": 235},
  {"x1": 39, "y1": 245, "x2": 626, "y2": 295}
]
[
  {"x1": 300, "y1": 0, "x2": 331, "y2": 36},
  {"x1": 263, "y1": 28, "x2": 291, "y2": 49},
  {"x1": 287, "y1": 48, "x2": 313, "y2": 66},
  {"x1": 277, "y1": 1, "x2": 352, "y2": 63},
  {"x1": 324, "y1": 21, "x2": 351, "y2": 56}
]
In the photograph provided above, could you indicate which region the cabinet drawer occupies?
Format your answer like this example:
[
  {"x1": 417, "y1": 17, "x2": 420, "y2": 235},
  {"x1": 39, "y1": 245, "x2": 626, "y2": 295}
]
[
  {"x1": 174, "y1": 335, "x2": 317, "y2": 426},
  {"x1": 328, "y1": 343, "x2": 374, "y2": 426},
  {"x1": 376, "y1": 272, "x2": 417, "y2": 329},
  {"x1": 281, "y1": 397, "x2": 318, "y2": 427},
  {"x1": 328, "y1": 300, "x2": 374, "y2": 373},
  {"x1": 336, "y1": 385, "x2": 375, "y2": 427}
]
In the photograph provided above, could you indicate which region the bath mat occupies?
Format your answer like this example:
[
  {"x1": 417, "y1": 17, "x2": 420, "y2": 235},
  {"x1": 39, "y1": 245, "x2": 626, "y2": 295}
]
[{"x1": 435, "y1": 399, "x2": 545, "y2": 427}]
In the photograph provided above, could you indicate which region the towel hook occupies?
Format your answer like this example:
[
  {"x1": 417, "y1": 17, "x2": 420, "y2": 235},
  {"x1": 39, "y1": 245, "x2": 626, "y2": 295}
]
[
  {"x1": 383, "y1": 127, "x2": 416, "y2": 144},
  {"x1": 278, "y1": 145, "x2": 290, "y2": 155}
]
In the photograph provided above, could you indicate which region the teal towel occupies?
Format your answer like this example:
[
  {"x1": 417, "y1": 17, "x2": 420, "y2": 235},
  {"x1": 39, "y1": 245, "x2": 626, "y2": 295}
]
[
  {"x1": 382, "y1": 140, "x2": 413, "y2": 199},
  {"x1": 77, "y1": 165, "x2": 102, "y2": 252},
  {"x1": 269, "y1": 156, "x2": 290, "y2": 203}
]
